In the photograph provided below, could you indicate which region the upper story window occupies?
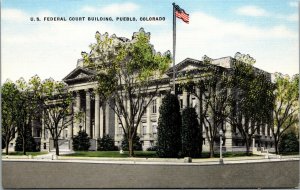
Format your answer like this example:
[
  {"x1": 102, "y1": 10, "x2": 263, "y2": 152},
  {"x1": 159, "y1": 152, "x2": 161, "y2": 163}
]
[
  {"x1": 152, "y1": 123, "x2": 158, "y2": 134},
  {"x1": 142, "y1": 124, "x2": 147, "y2": 136},
  {"x1": 119, "y1": 124, "x2": 124, "y2": 135},
  {"x1": 192, "y1": 98, "x2": 196, "y2": 107},
  {"x1": 152, "y1": 99, "x2": 157, "y2": 114},
  {"x1": 142, "y1": 101, "x2": 147, "y2": 114},
  {"x1": 180, "y1": 99, "x2": 183, "y2": 109}
]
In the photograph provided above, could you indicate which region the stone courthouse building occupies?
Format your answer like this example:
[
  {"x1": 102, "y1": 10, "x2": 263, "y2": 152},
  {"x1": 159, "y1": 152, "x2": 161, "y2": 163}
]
[{"x1": 25, "y1": 53, "x2": 273, "y2": 153}]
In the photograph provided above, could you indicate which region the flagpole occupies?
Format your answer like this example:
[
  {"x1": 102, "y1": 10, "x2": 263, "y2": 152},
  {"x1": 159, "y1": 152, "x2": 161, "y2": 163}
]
[{"x1": 172, "y1": 2, "x2": 176, "y2": 94}]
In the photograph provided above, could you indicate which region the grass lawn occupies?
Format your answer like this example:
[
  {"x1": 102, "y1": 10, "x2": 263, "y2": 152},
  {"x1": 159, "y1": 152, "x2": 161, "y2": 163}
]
[
  {"x1": 66, "y1": 151, "x2": 158, "y2": 158},
  {"x1": 66, "y1": 151, "x2": 255, "y2": 158},
  {"x1": 279, "y1": 152, "x2": 299, "y2": 155},
  {"x1": 2, "y1": 151, "x2": 48, "y2": 156},
  {"x1": 201, "y1": 152, "x2": 254, "y2": 158}
]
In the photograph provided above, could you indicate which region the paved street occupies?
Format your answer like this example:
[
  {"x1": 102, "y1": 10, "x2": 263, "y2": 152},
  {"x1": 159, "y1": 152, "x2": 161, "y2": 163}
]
[{"x1": 2, "y1": 158, "x2": 299, "y2": 189}]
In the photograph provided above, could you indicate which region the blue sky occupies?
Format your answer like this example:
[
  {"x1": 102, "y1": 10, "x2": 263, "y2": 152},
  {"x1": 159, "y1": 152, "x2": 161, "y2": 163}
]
[{"x1": 2, "y1": 0, "x2": 299, "y2": 81}]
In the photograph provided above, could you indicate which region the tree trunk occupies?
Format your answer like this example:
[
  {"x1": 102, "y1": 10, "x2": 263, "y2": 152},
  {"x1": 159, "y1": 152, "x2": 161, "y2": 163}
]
[
  {"x1": 22, "y1": 134, "x2": 26, "y2": 155},
  {"x1": 128, "y1": 138, "x2": 133, "y2": 157},
  {"x1": 5, "y1": 139, "x2": 9, "y2": 155},
  {"x1": 274, "y1": 138, "x2": 279, "y2": 154},
  {"x1": 209, "y1": 143, "x2": 214, "y2": 158},
  {"x1": 54, "y1": 139, "x2": 60, "y2": 156},
  {"x1": 245, "y1": 138, "x2": 250, "y2": 155}
]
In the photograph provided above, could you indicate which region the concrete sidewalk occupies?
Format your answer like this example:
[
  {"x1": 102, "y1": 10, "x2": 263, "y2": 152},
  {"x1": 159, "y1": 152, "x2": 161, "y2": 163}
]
[
  {"x1": 3, "y1": 154, "x2": 299, "y2": 166},
  {"x1": 34, "y1": 150, "x2": 75, "y2": 160}
]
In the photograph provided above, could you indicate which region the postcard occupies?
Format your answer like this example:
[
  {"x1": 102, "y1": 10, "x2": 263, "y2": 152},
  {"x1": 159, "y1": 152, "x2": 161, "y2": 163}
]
[{"x1": 1, "y1": 0, "x2": 299, "y2": 189}]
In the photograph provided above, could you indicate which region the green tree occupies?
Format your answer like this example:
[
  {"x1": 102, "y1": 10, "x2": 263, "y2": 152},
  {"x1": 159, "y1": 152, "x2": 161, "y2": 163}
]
[
  {"x1": 97, "y1": 135, "x2": 118, "y2": 151},
  {"x1": 181, "y1": 107, "x2": 202, "y2": 157},
  {"x1": 1, "y1": 80, "x2": 20, "y2": 155},
  {"x1": 272, "y1": 73, "x2": 299, "y2": 154},
  {"x1": 279, "y1": 131, "x2": 299, "y2": 153},
  {"x1": 157, "y1": 93, "x2": 182, "y2": 158},
  {"x1": 15, "y1": 127, "x2": 37, "y2": 152},
  {"x1": 81, "y1": 28, "x2": 171, "y2": 156},
  {"x1": 73, "y1": 130, "x2": 91, "y2": 151},
  {"x1": 179, "y1": 56, "x2": 231, "y2": 158},
  {"x1": 36, "y1": 77, "x2": 74, "y2": 156},
  {"x1": 121, "y1": 135, "x2": 142, "y2": 151},
  {"x1": 14, "y1": 77, "x2": 41, "y2": 155},
  {"x1": 228, "y1": 59, "x2": 274, "y2": 155}
]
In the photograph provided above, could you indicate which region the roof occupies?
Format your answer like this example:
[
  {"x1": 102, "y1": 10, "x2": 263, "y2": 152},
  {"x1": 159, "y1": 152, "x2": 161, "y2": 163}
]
[{"x1": 63, "y1": 66, "x2": 97, "y2": 84}]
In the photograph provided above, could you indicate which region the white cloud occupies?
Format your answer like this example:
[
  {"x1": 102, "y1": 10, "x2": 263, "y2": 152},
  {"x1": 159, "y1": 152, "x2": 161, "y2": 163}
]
[
  {"x1": 82, "y1": 2, "x2": 139, "y2": 16},
  {"x1": 236, "y1": 5, "x2": 269, "y2": 17},
  {"x1": 286, "y1": 13, "x2": 298, "y2": 21},
  {"x1": 171, "y1": 12, "x2": 298, "y2": 76},
  {"x1": 289, "y1": 1, "x2": 298, "y2": 7},
  {"x1": 236, "y1": 5, "x2": 298, "y2": 22},
  {"x1": 2, "y1": 8, "x2": 29, "y2": 22},
  {"x1": 2, "y1": 18, "x2": 122, "y2": 81},
  {"x1": 276, "y1": 13, "x2": 298, "y2": 22},
  {"x1": 2, "y1": 9, "x2": 298, "y2": 83}
]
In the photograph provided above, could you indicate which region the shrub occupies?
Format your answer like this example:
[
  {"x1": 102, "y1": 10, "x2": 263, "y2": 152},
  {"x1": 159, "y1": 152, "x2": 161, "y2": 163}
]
[
  {"x1": 156, "y1": 93, "x2": 182, "y2": 158},
  {"x1": 72, "y1": 130, "x2": 91, "y2": 151},
  {"x1": 279, "y1": 132, "x2": 299, "y2": 153},
  {"x1": 15, "y1": 128, "x2": 37, "y2": 152},
  {"x1": 146, "y1": 146, "x2": 158, "y2": 151},
  {"x1": 121, "y1": 135, "x2": 142, "y2": 151},
  {"x1": 181, "y1": 107, "x2": 202, "y2": 157},
  {"x1": 97, "y1": 135, "x2": 118, "y2": 151}
]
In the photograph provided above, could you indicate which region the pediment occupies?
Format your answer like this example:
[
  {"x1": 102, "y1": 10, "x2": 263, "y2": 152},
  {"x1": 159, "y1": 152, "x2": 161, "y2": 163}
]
[
  {"x1": 63, "y1": 67, "x2": 96, "y2": 84},
  {"x1": 179, "y1": 64, "x2": 199, "y2": 71},
  {"x1": 167, "y1": 58, "x2": 203, "y2": 74}
]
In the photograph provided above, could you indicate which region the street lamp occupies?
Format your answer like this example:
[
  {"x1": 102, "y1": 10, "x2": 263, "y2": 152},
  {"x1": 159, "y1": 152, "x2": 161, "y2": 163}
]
[{"x1": 219, "y1": 129, "x2": 224, "y2": 164}]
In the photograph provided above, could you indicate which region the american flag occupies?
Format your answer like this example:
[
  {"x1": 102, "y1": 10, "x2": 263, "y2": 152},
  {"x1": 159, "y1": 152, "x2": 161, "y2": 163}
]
[{"x1": 174, "y1": 4, "x2": 189, "y2": 24}]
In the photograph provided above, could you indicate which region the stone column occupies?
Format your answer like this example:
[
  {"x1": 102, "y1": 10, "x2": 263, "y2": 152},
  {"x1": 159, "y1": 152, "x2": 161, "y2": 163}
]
[
  {"x1": 195, "y1": 87, "x2": 201, "y2": 124},
  {"x1": 146, "y1": 98, "x2": 152, "y2": 135},
  {"x1": 252, "y1": 137, "x2": 256, "y2": 150},
  {"x1": 94, "y1": 92, "x2": 100, "y2": 139},
  {"x1": 157, "y1": 93, "x2": 162, "y2": 120},
  {"x1": 224, "y1": 122, "x2": 232, "y2": 152},
  {"x1": 105, "y1": 100, "x2": 110, "y2": 136},
  {"x1": 183, "y1": 90, "x2": 188, "y2": 108},
  {"x1": 114, "y1": 111, "x2": 119, "y2": 145},
  {"x1": 67, "y1": 102, "x2": 73, "y2": 139},
  {"x1": 85, "y1": 90, "x2": 91, "y2": 137},
  {"x1": 41, "y1": 111, "x2": 45, "y2": 140},
  {"x1": 137, "y1": 122, "x2": 141, "y2": 136},
  {"x1": 143, "y1": 97, "x2": 152, "y2": 150},
  {"x1": 196, "y1": 86, "x2": 204, "y2": 137},
  {"x1": 74, "y1": 91, "x2": 81, "y2": 135},
  {"x1": 100, "y1": 104, "x2": 104, "y2": 138}
]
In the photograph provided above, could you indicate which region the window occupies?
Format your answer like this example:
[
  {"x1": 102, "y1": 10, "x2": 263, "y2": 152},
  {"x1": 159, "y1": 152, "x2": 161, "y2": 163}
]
[
  {"x1": 152, "y1": 124, "x2": 157, "y2": 134},
  {"x1": 150, "y1": 141, "x2": 154, "y2": 146},
  {"x1": 180, "y1": 99, "x2": 183, "y2": 108},
  {"x1": 36, "y1": 128, "x2": 41, "y2": 137},
  {"x1": 142, "y1": 101, "x2": 147, "y2": 114},
  {"x1": 152, "y1": 99, "x2": 157, "y2": 114},
  {"x1": 118, "y1": 124, "x2": 124, "y2": 135},
  {"x1": 192, "y1": 98, "x2": 196, "y2": 107},
  {"x1": 142, "y1": 124, "x2": 147, "y2": 135}
]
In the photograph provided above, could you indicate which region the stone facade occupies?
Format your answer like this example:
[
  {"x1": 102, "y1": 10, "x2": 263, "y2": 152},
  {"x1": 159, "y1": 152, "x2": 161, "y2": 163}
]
[{"x1": 20, "y1": 55, "x2": 274, "y2": 152}]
